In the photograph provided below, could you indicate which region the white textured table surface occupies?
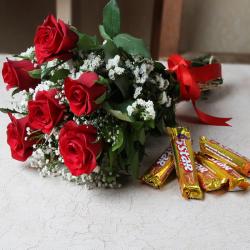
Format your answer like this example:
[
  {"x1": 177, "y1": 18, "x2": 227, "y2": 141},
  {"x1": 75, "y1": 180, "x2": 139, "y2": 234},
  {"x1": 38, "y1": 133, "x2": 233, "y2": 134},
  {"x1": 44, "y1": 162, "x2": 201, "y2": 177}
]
[{"x1": 0, "y1": 55, "x2": 250, "y2": 250}]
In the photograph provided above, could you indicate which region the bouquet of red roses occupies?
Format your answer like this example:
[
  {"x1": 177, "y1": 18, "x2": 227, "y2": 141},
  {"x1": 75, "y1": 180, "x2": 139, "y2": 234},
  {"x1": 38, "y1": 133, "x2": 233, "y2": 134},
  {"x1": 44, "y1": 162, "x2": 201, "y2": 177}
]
[{"x1": 1, "y1": 0, "x2": 228, "y2": 188}]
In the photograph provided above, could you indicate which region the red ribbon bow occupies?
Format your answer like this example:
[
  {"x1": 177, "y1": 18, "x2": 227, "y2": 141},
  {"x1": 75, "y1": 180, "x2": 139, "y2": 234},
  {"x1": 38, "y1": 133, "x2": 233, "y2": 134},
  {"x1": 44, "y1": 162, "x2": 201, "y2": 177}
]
[{"x1": 168, "y1": 54, "x2": 231, "y2": 126}]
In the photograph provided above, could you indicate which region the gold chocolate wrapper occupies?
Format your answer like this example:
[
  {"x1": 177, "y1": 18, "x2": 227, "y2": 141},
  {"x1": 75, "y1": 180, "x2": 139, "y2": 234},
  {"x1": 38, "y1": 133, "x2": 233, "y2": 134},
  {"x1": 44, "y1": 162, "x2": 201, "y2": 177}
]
[
  {"x1": 195, "y1": 161, "x2": 227, "y2": 192},
  {"x1": 200, "y1": 136, "x2": 250, "y2": 177},
  {"x1": 196, "y1": 153, "x2": 250, "y2": 191},
  {"x1": 141, "y1": 149, "x2": 174, "y2": 188},
  {"x1": 167, "y1": 127, "x2": 203, "y2": 200}
]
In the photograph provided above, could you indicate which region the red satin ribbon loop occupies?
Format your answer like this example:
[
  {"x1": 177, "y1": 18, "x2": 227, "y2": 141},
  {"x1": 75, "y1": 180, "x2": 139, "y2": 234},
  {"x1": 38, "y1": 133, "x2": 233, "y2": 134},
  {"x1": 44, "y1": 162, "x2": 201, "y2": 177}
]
[{"x1": 168, "y1": 54, "x2": 231, "y2": 126}]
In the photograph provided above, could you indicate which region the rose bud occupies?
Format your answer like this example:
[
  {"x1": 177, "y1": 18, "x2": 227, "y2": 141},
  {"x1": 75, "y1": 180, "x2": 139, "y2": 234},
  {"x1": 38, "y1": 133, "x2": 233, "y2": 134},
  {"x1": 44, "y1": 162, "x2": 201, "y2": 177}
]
[
  {"x1": 59, "y1": 121, "x2": 102, "y2": 176},
  {"x1": 7, "y1": 114, "x2": 35, "y2": 161},
  {"x1": 28, "y1": 89, "x2": 65, "y2": 134},
  {"x1": 2, "y1": 59, "x2": 40, "y2": 91},
  {"x1": 34, "y1": 14, "x2": 78, "y2": 64},
  {"x1": 64, "y1": 72, "x2": 106, "y2": 116}
]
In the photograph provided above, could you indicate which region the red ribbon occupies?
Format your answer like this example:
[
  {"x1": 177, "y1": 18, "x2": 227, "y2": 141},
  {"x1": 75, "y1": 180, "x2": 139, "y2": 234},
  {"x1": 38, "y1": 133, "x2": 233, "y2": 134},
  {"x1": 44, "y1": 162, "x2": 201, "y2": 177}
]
[{"x1": 167, "y1": 54, "x2": 231, "y2": 126}]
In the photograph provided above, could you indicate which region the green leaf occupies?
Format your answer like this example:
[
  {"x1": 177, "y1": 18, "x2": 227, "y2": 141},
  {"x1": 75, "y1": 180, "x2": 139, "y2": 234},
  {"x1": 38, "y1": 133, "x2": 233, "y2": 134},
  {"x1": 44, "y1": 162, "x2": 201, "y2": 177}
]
[
  {"x1": 103, "y1": 0, "x2": 120, "y2": 38},
  {"x1": 108, "y1": 148, "x2": 116, "y2": 171},
  {"x1": 112, "y1": 127, "x2": 124, "y2": 151},
  {"x1": 156, "y1": 117, "x2": 165, "y2": 134},
  {"x1": 114, "y1": 100, "x2": 133, "y2": 113},
  {"x1": 103, "y1": 39, "x2": 119, "y2": 62},
  {"x1": 28, "y1": 69, "x2": 41, "y2": 79},
  {"x1": 11, "y1": 88, "x2": 21, "y2": 96},
  {"x1": 103, "y1": 102, "x2": 134, "y2": 122},
  {"x1": 131, "y1": 121, "x2": 144, "y2": 130},
  {"x1": 50, "y1": 69, "x2": 70, "y2": 82},
  {"x1": 138, "y1": 128, "x2": 146, "y2": 145},
  {"x1": 106, "y1": 108, "x2": 132, "y2": 122},
  {"x1": 99, "y1": 25, "x2": 111, "y2": 40},
  {"x1": 130, "y1": 151, "x2": 139, "y2": 179},
  {"x1": 125, "y1": 135, "x2": 140, "y2": 179},
  {"x1": 96, "y1": 75, "x2": 109, "y2": 85},
  {"x1": 114, "y1": 75, "x2": 131, "y2": 98},
  {"x1": 0, "y1": 107, "x2": 27, "y2": 115},
  {"x1": 77, "y1": 32, "x2": 99, "y2": 51},
  {"x1": 113, "y1": 33, "x2": 150, "y2": 58},
  {"x1": 95, "y1": 92, "x2": 106, "y2": 105},
  {"x1": 145, "y1": 119, "x2": 155, "y2": 129},
  {"x1": 131, "y1": 122, "x2": 146, "y2": 145},
  {"x1": 40, "y1": 60, "x2": 66, "y2": 79}
]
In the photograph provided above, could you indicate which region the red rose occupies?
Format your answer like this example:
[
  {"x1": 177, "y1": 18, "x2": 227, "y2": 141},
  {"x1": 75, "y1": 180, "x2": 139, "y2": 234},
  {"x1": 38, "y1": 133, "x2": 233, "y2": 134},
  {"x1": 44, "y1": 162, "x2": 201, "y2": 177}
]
[
  {"x1": 59, "y1": 121, "x2": 102, "y2": 175},
  {"x1": 28, "y1": 89, "x2": 65, "y2": 134},
  {"x1": 7, "y1": 114, "x2": 34, "y2": 161},
  {"x1": 2, "y1": 59, "x2": 39, "y2": 90},
  {"x1": 34, "y1": 15, "x2": 78, "y2": 64},
  {"x1": 64, "y1": 72, "x2": 106, "y2": 116}
]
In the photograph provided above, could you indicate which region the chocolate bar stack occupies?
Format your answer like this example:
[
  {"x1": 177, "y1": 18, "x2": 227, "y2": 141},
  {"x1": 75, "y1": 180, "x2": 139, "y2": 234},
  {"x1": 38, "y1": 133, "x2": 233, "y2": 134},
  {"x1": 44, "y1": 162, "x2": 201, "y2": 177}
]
[{"x1": 142, "y1": 127, "x2": 250, "y2": 200}]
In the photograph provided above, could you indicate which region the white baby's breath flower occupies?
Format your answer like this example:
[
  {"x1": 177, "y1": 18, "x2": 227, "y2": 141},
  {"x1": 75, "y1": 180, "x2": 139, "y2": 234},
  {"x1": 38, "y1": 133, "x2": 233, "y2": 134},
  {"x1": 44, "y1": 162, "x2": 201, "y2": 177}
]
[
  {"x1": 165, "y1": 96, "x2": 172, "y2": 108},
  {"x1": 10, "y1": 90, "x2": 29, "y2": 114},
  {"x1": 58, "y1": 60, "x2": 74, "y2": 71},
  {"x1": 106, "y1": 55, "x2": 125, "y2": 80},
  {"x1": 114, "y1": 66, "x2": 125, "y2": 75},
  {"x1": 155, "y1": 74, "x2": 169, "y2": 90},
  {"x1": 158, "y1": 91, "x2": 172, "y2": 107},
  {"x1": 69, "y1": 71, "x2": 82, "y2": 80},
  {"x1": 20, "y1": 46, "x2": 35, "y2": 58},
  {"x1": 29, "y1": 88, "x2": 35, "y2": 94},
  {"x1": 108, "y1": 69, "x2": 115, "y2": 80},
  {"x1": 127, "y1": 105, "x2": 134, "y2": 116},
  {"x1": 46, "y1": 59, "x2": 59, "y2": 68},
  {"x1": 127, "y1": 98, "x2": 155, "y2": 121},
  {"x1": 106, "y1": 55, "x2": 120, "y2": 70},
  {"x1": 33, "y1": 81, "x2": 53, "y2": 99},
  {"x1": 132, "y1": 58, "x2": 154, "y2": 84},
  {"x1": 125, "y1": 59, "x2": 134, "y2": 70},
  {"x1": 80, "y1": 53, "x2": 103, "y2": 71},
  {"x1": 159, "y1": 91, "x2": 167, "y2": 105},
  {"x1": 133, "y1": 86, "x2": 143, "y2": 99}
]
